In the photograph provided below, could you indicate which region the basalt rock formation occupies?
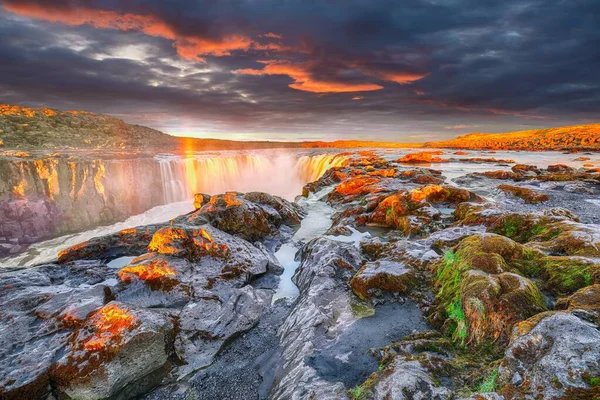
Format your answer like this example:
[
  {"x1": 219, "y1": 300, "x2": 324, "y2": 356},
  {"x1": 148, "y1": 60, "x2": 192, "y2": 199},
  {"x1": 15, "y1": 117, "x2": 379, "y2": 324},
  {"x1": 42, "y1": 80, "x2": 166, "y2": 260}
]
[{"x1": 2, "y1": 151, "x2": 600, "y2": 400}]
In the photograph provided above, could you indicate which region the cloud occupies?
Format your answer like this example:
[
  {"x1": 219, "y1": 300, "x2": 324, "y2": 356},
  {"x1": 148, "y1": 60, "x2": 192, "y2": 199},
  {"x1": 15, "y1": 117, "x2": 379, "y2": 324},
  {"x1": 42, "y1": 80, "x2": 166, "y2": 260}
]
[
  {"x1": 235, "y1": 60, "x2": 384, "y2": 93},
  {"x1": 2, "y1": 0, "x2": 282, "y2": 62}
]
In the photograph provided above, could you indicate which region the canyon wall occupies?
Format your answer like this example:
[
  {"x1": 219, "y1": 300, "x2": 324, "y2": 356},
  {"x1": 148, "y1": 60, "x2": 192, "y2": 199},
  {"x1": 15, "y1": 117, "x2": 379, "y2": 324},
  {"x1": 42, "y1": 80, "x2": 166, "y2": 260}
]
[{"x1": 0, "y1": 152, "x2": 347, "y2": 256}]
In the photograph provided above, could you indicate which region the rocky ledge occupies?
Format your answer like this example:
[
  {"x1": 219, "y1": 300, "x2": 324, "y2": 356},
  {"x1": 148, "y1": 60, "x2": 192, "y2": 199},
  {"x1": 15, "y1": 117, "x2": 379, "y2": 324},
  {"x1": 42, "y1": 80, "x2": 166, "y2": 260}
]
[{"x1": 2, "y1": 151, "x2": 600, "y2": 400}]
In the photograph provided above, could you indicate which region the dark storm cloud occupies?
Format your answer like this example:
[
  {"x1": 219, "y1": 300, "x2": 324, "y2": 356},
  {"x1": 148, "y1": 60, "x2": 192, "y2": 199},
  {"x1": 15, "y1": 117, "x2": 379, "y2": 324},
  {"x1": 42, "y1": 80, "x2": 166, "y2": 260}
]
[{"x1": 0, "y1": 0, "x2": 598, "y2": 140}]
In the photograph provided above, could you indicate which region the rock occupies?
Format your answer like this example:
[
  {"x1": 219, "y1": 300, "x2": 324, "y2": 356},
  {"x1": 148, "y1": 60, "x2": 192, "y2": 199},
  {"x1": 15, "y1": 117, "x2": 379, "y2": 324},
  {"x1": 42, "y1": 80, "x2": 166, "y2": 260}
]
[
  {"x1": 0, "y1": 261, "x2": 119, "y2": 400},
  {"x1": 547, "y1": 164, "x2": 575, "y2": 173},
  {"x1": 302, "y1": 167, "x2": 348, "y2": 196},
  {"x1": 512, "y1": 164, "x2": 540, "y2": 175},
  {"x1": 458, "y1": 157, "x2": 515, "y2": 164},
  {"x1": 327, "y1": 175, "x2": 384, "y2": 203},
  {"x1": 395, "y1": 151, "x2": 449, "y2": 164},
  {"x1": 430, "y1": 234, "x2": 547, "y2": 348},
  {"x1": 555, "y1": 284, "x2": 600, "y2": 314},
  {"x1": 51, "y1": 301, "x2": 174, "y2": 399},
  {"x1": 243, "y1": 191, "x2": 303, "y2": 226},
  {"x1": 115, "y1": 253, "x2": 192, "y2": 308},
  {"x1": 350, "y1": 260, "x2": 415, "y2": 299},
  {"x1": 144, "y1": 225, "x2": 278, "y2": 291},
  {"x1": 543, "y1": 207, "x2": 580, "y2": 222},
  {"x1": 366, "y1": 355, "x2": 453, "y2": 400},
  {"x1": 58, "y1": 225, "x2": 159, "y2": 263},
  {"x1": 497, "y1": 184, "x2": 550, "y2": 204},
  {"x1": 148, "y1": 226, "x2": 230, "y2": 260},
  {"x1": 498, "y1": 312, "x2": 600, "y2": 399},
  {"x1": 270, "y1": 238, "x2": 363, "y2": 400},
  {"x1": 477, "y1": 170, "x2": 522, "y2": 180},
  {"x1": 34, "y1": 285, "x2": 107, "y2": 326},
  {"x1": 529, "y1": 220, "x2": 600, "y2": 258},
  {"x1": 175, "y1": 286, "x2": 271, "y2": 377},
  {"x1": 177, "y1": 192, "x2": 301, "y2": 241}
]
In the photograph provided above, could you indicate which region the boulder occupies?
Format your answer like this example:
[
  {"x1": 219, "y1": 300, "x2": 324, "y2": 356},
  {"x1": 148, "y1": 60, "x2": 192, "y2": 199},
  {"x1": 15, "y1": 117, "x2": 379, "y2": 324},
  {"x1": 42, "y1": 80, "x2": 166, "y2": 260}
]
[
  {"x1": 51, "y1": 301, "x2": 174, "y2": 399},
  {"x1": 430, "y1": 234, "x2": 548, "y2": 348},
  {"x1": 367, "y1": 355, "x2": 453, "y2": 400},
  {"x1": 115, "y1": 253, "x2": 192, "y2": 308},
  {"x1": 498, "y1": 312, "x2": 600, "y2": 399},
  {"x1": 175, "y1": 286, "x2": 271, "y2": 377},
  {"x1": 177, "y1": 192, "x2": 301, "y2": 241},
  {"x1": 58, "y1": 225, "x2": 159, "y2": 263},
  {"x1": 270, "y1": 238, "x2": 363, "y2": 400},
  {"x1": 497, "y1": 184, "x2": 550, "y2": 204},
  {"x1": 350, "y1": 260, "x2": 415, "y2": 299}
]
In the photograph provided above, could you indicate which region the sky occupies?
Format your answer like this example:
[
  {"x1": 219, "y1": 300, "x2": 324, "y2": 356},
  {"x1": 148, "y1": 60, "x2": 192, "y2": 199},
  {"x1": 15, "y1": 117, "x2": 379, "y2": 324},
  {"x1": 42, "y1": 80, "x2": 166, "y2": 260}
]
[{"x1": 0, "y1": 0, "x2": 598, "y2": 142}]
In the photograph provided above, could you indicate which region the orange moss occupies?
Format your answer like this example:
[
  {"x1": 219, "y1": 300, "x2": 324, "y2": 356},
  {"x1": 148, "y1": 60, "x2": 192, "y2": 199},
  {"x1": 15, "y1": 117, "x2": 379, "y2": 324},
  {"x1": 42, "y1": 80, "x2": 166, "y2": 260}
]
[
  {"x1": 193, "y1": 193, "x2": 210, "y2": 209},
  {"x1": 118, "y1": 261, "x2": 176, "y2": 282},
  {"x1": 82, "y1": 304, "x2": 135, "y2": 351},
  {"x1": 148, "y1": 227, "x2": 189, "y2": 256}
]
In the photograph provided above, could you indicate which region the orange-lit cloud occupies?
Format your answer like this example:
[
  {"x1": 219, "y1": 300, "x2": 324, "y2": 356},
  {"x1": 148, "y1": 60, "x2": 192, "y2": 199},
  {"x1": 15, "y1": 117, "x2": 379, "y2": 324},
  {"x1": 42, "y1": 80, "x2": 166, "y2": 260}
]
[
  {"x1": 2, "y1": 1, "x2": 279, "y2": 62},
  {"x1": 3, "y1": 1, "x2": 425, "y2": 93},
  {"x1": 235, "y1": 61, "x2": 383, "y2": 93},
  {"x1": 352, "y1": 96, "x2": 364, "y2": 100},
  {"x1": 377, "y1": 71, "x2": 427, "y2": 84}
]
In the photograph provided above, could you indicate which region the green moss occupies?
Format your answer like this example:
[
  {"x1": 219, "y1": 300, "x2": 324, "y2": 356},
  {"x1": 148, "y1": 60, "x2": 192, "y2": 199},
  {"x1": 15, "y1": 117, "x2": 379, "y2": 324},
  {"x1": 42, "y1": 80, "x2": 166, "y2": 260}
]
[
  {"x1": 476, "y1": 368, "x2": 498, "y2": 393},
  {"x1": 502, "y1": 218, "x2": 518, "y2": 239},
  {"x1": 348, "y1": 385, "x2": 368, "y2": 400},
  {"x1": 351, "y1": 301, "x2": 375, "y2": 317},
  {"x1": 446, "y1": 299, "x2": 467, "y2": 345},
  {"x1": 543, "y1": 257, "x2": 598, "y2": 295}
]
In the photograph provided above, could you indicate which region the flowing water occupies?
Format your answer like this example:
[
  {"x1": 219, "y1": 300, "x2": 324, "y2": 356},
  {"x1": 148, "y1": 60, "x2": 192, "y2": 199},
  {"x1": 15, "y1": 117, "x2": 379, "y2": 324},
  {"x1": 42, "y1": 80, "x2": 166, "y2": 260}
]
[
  {"x1": 155, "y1": 151, "x2": 348, "y2": 202},
  {"x1": 272, "y1": 187, "x2": 338, "y2": 300}
]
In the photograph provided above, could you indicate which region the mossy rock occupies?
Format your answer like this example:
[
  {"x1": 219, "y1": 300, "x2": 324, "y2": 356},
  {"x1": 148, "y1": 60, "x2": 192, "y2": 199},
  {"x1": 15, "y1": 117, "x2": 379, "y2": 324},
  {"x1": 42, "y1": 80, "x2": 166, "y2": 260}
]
[
  {"x1": 542, "y1": 257, "x2": 600, "y2": 295},
  {"x1": 556, "y1": 284, "x2": 600, "y2": 312},
  {"x1": 430, "y1": 234, "x2": 548, "y2": 349}
]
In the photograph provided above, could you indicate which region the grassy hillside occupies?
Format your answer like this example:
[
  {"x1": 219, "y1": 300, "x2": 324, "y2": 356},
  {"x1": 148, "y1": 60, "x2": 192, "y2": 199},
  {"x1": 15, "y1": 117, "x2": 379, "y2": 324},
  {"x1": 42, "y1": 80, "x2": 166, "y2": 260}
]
[{"x1": 427, "y1": 124, "x2": 600, "y2": 151}]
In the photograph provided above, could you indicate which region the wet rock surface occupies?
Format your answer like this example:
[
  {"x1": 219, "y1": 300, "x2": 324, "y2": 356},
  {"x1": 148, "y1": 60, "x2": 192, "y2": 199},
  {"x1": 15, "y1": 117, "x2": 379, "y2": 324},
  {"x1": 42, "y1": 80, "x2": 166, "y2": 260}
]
[{"x1": 2, "y1": 150, "x2": 600, "y2": 400}]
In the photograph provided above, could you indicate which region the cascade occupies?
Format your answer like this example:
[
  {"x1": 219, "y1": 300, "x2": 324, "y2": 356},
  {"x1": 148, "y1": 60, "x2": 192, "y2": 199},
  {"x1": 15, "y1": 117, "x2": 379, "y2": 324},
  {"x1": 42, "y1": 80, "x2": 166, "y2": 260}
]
[{"x1": 156, "y1": 152, "x2": 347, "y2": 202}]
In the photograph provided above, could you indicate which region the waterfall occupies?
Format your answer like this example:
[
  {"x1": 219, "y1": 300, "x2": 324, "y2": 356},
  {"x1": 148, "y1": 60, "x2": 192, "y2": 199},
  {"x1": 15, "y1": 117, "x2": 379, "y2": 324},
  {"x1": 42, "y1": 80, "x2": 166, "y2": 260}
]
[{"x1": 156, "y1": 152, "x2": 347, "y2": 202}]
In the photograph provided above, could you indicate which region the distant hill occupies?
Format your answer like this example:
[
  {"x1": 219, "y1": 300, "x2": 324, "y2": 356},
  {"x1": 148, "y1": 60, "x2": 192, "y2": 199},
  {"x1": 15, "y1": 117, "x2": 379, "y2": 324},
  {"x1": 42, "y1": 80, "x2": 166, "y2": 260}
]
[
  {"x1": 427, "y1": 124, "x2": 600, "y2": 151},
  {"x1": 0, "y1": 104, "x2": 419, "y2": 151},
  {"x1": 1, "y1": 104, "x2": 598, "y2": 152}
]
